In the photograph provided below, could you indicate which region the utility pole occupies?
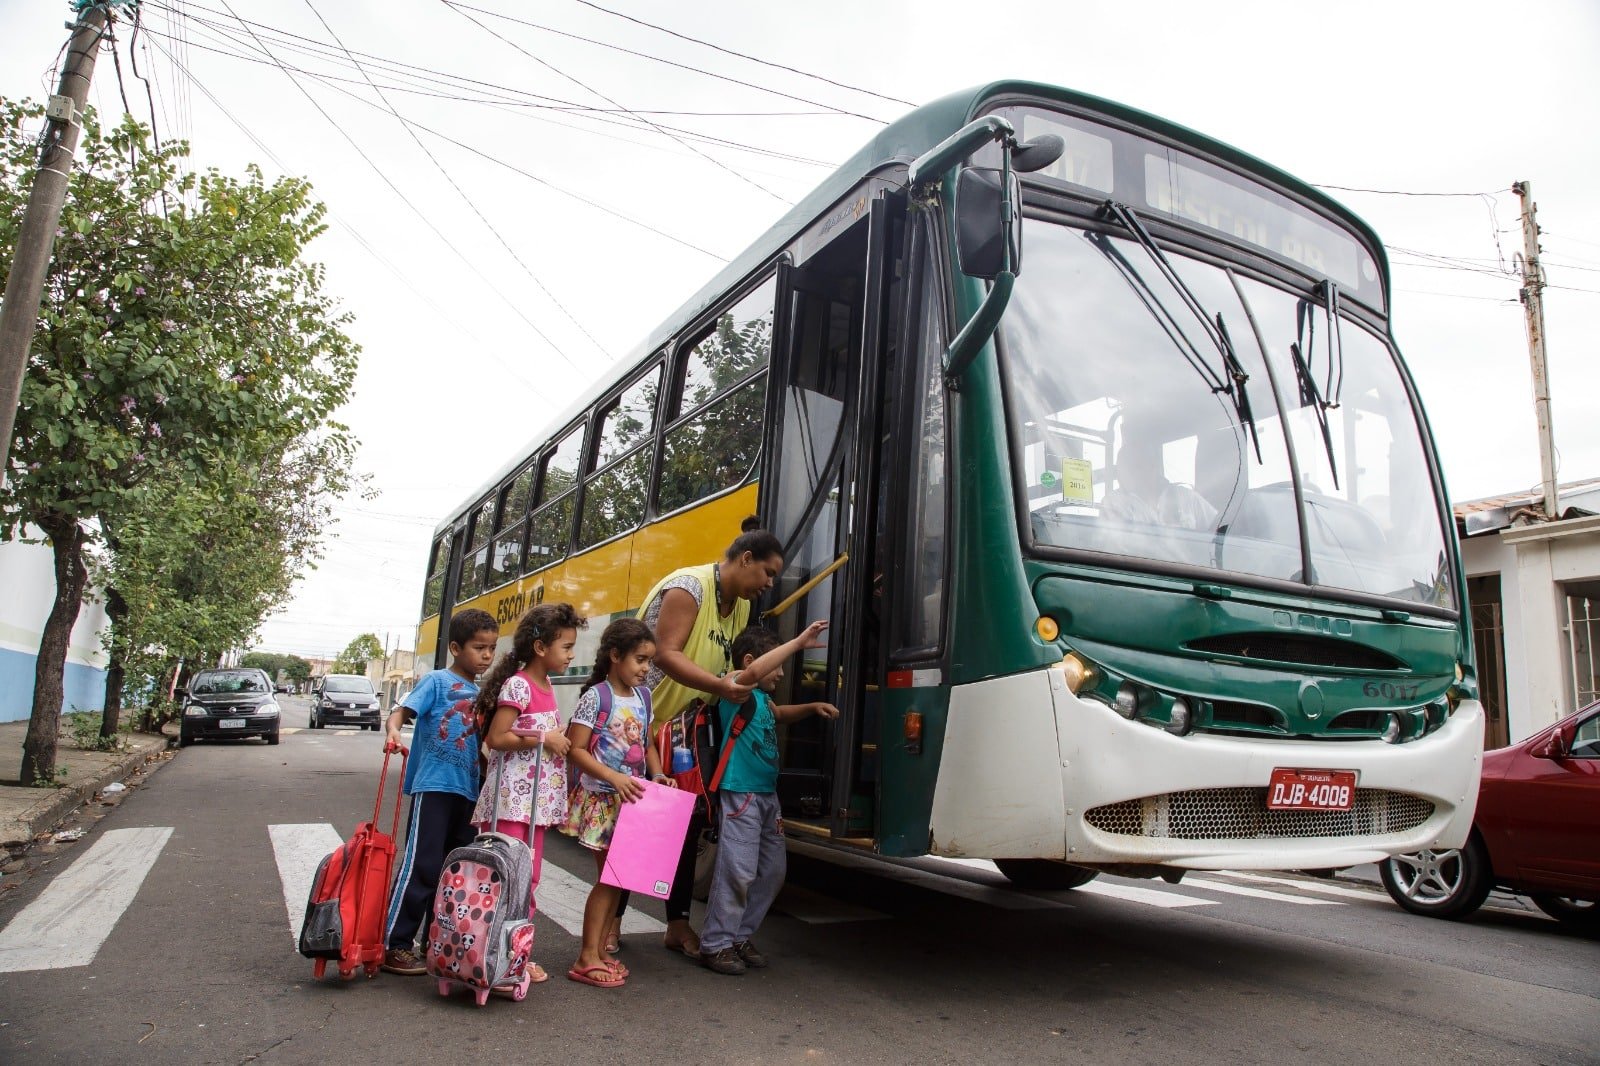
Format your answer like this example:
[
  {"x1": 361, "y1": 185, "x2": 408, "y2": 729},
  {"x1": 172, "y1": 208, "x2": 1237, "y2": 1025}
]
[
  {"x1": 1513, "y1": 180, "x2": 1560, "y2": 520},
  {"x1": 0, "y1": 7, "x2": 110, "y2": 483}
]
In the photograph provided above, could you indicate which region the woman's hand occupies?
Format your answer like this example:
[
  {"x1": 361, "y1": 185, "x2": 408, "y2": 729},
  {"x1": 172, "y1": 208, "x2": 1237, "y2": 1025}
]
[
  {"x1": 612, "y1": 772, "x2": 645, "y2": 802},
  {"x1": 540, "y1": 731, "x2": 571, "y2": 757},
  {"x1": 717, "y1": 673, "x2": 756, "y2": 704}
]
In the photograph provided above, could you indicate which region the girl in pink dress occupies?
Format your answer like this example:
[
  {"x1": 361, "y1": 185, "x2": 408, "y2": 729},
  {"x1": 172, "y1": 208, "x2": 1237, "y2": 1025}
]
[{"x1": 471, "y1": 602, "x2": 588, "y2": 983}]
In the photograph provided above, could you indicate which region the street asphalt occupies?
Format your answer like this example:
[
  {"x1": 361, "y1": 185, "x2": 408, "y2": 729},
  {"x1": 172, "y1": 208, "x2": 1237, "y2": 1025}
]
[{"x1": 0, "y1": 694, "x2": 1594, "y2": 1065}]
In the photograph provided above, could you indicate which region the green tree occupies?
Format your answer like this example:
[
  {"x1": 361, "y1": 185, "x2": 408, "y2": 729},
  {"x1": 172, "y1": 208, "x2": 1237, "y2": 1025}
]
[
  {"x1": 0, "y1": 104, "x2": 358, "y2": 784},
  {"x1": 333, "y1": 634, "x2": 384, "y2": 675},
  {"x1": 241, "y1": 651, "x2": 311, "y2": 686}
]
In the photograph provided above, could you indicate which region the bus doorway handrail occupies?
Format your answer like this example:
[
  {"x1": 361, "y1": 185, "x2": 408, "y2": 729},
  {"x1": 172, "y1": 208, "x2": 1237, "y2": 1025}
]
[{"x1": 764, "y1": 552, "x2": 850, "y2": 619}]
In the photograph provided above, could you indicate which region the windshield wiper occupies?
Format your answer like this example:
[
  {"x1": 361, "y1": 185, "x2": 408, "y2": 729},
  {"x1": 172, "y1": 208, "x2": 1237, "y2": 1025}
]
[
  {"x1": 1291, "y1": 280, "x2": 1345, "y2": 489},
  {"x1": 1099, "y1": 201, "x2": 1262, "y2": 462}
]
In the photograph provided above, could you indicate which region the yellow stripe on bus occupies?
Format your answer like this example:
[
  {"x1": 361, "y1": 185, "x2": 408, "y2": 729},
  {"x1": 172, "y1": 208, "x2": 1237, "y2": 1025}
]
[{"x1": 416, "y1": 484, "x2": 759, "y2": 659}]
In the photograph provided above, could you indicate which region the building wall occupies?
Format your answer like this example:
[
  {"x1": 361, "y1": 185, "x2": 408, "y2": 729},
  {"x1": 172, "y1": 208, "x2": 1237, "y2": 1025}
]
[
  {"x1": 1461, "y1": 515, "x2": 1600, "y2": 744},
  {"x1": 0, "y1": 533, "x2": 111, "y2": 723}
]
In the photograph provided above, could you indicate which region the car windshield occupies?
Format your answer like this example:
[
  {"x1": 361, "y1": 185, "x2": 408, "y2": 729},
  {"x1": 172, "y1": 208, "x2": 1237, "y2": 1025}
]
[
  {"x1": 999, "y1": 220, "x2": 1454, "y2": 609},
  {"x1": 324, "y1": 677, "x2": 374, "y2": 694},
  {"x1": 192, "y1": 671, "x2": 268, "y2": 695}
]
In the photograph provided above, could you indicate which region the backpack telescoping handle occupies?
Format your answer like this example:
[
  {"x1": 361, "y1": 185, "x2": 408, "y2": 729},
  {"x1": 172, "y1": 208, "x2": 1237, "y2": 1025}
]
[{"x1": 375, "y1": 743, "x2": 409, "y2": 838}]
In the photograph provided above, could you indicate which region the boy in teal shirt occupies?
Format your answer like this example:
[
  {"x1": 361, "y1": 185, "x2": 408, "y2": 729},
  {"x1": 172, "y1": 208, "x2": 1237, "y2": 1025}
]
[{"x1": 699, "y1": 621, "x2": 837, "y2": 975}]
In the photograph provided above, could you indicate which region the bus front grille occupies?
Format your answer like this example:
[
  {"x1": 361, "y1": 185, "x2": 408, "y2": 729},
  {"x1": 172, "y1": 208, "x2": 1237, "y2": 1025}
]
[{"x1": 1084, "y1": 787, "x2": 1435, "y2": 840}]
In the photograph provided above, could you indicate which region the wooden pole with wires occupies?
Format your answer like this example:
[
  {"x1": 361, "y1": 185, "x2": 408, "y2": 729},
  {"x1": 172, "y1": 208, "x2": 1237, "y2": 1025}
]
[
  {"x1": 0, "y1": 6, "x2": 110, "y2": 483},
  {"x1": 1513, "y1": 180, "x2": 1560, "y2": 519}
]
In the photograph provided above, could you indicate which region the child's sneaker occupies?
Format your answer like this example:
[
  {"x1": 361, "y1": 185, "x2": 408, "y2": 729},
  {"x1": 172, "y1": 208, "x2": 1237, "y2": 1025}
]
[
  {"x1": 699, "y1": 946, "x2": 746, "y2": 975},
  {"x1": 734, "y1": 940, "x2": 768, "y2": 968},
  {"x1": 381, "y1": 947, "x2": 426, "y2": 975}
]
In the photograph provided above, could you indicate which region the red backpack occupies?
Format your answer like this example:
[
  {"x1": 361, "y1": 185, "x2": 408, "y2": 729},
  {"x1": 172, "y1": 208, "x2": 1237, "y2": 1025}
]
[{"x1": 652, "y1": 695, "x2": 756, "y2": 817}]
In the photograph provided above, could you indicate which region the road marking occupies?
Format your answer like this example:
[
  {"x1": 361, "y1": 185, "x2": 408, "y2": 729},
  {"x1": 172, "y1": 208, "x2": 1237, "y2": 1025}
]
[
  {"x1": 0, "y1": 827, "x2": 173, "y2": 972},
  {"x1": 269, "y1": 823, "x2": 346, "y2": 945},
  {"x1": 280, "y1": 728, "x2": 302, "y2": 735},
  {"x1": 928, "y1": 858, "x2": 1214, "y2": 910},
  {"x1": 1215, "y1": 871, "x2": 1384, "y2": 902},
  {"x1": 535, "y1": 861, "x2": 667, "y2": 938},
  {"x1": 802, "y1": 846, "x2": 1063, "y2": 911},
  {"x1": 775, "y1": 882, "x2": 890, "y2": 923},
  {"x1": 1183, "y1": 876, "x2": 1340, "y2": 906},
  {"x1": 1076, "y1": 880, "x2": 1218, "y2": 909}
]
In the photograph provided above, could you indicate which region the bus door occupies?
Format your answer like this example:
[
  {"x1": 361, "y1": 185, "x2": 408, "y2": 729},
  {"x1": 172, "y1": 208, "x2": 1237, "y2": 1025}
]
[
  {"x1": 760, "y1": 195, "x2": 902, "y2": 841},
  {"x1": 433, "y1": 526, "x2": 467, "y2": 670}
]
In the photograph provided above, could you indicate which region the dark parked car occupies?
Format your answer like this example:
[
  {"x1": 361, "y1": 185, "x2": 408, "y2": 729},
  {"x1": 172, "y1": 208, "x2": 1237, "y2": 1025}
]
[
  {"x1": 311, "y1": 674, "x2": 381, "y2": 730},
  {"x1": 1379, "y1": 700, "x2": 1600, "y2": 932},
  {"x1": 180, "y1": 668, "x2": 281, "y2": 746}
]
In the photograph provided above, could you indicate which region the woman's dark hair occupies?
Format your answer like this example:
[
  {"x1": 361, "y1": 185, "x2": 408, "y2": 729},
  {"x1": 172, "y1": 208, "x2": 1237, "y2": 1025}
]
[
  {"x1": 726, "y1": 515, "x2": 782, "y2": 563},
  {"x1": 473, "y1": 602, "x2": 586, "y2": 726},
  {"x1": 580, "y1": 617, "x2": 657, "y2": 695}
]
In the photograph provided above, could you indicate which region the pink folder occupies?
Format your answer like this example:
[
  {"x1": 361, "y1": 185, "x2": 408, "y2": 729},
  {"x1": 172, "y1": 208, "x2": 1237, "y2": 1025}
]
[{"x1": 601, "y1": 781, "x2": 697, "y2": 899}]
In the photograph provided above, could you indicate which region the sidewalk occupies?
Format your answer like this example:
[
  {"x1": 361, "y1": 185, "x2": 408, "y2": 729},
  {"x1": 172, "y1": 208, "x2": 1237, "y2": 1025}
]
[{"x1": 0, "y1": 718, "x2": 171, "y2": 846}]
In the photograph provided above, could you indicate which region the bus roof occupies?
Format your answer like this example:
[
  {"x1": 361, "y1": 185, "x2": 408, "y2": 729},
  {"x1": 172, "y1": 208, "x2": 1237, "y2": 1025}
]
[{"x1": 432, "y1": 81, "x2": 1381, "y2": 536}]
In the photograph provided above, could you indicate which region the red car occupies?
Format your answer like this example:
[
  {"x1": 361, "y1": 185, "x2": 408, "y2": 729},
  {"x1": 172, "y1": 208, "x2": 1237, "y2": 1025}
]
[{"x1": 1380, "y1": 700, "x2": 1600, "y2": 932}]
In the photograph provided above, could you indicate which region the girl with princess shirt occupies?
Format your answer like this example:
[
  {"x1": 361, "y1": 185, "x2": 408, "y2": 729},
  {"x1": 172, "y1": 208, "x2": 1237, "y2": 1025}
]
[
  {"x1": 470, "y1": 603, "x2": 587, "y2": 984},
  {"x1": 561, "y1": 617, "x2": 671, "y2": 988}
]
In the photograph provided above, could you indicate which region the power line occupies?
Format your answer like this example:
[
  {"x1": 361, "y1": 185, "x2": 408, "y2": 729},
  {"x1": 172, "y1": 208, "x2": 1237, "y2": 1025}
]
[
  {"x1": 443, "y1": 1, "x2": 889, "y2": 124},
  {"x1": 301, "y1": 0, "x2": 605, "y2": 365},
  {"x1": 1313, "y1": 183, "x2": 1509, "y2": 198},
  {"x1": 143, "y1": 34, "x2": 533, "y2": 382},
  {"x1": 565, "y1": 0, "x2": 913, "y2": 109},
  {"x1": 212, "y1": 0, "x2": 570, "y2": 387},
  {"x1": 441, "y1": 0, "x2": 792, "y2": 204}
]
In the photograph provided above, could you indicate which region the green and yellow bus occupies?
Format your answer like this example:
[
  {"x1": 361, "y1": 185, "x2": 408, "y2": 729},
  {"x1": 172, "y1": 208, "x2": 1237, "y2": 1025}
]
[{"x1": 415, "y1": 82, "x2": 1482, "y2": 886}]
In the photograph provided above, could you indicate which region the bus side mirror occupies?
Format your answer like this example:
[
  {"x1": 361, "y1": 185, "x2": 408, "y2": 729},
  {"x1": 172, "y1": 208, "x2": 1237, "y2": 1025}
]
[{"x1": 955, "y1": 167, "x2": 1020, "y2": 281}]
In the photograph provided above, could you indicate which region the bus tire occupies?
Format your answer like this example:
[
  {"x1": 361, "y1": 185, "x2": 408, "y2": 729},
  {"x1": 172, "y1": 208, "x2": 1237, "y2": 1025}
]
[{"x1": 995, "y1": 859, "x2": 1100, "y2": 890}]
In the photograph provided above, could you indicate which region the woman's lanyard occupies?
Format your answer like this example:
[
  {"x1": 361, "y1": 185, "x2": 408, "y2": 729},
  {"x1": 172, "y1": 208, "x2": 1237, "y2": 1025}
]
[{"x1": 713, "y1": 562, "x2": 731, "y2": 617}]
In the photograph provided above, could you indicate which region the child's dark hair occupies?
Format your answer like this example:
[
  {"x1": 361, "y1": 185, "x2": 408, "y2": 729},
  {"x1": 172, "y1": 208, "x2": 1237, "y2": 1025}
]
[
  {"x1": 473, "y1": 603, "x2": 587, "y2": 726},
  {"x1": 726, "y1": 515, "x2": 782, "y2": 563},
  {"x1": 449, "y1": 608, "x2": 497, "y2": 648},
  {"x1": 730, "y1": 624, "x2": 781, "y2": 668},
  {"x1": 580, "y1": 617, "x2": 657, "y2": 694}
]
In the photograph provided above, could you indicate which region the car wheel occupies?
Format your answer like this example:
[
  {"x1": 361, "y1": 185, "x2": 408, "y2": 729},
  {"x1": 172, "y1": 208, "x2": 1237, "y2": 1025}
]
[
  {"x1": 266, "y1": 730, "x2": 280, "y2": 746},
  {"x1": 177, "y1": 732, "x2": 191, "y2": 748},
  {"x1": 1378, "y1": 835, "x2": 1493, "y2": 919},
  {"x1": 994, "y1": 859, "x2": 1101, "y2": 890},
  {"x1": 1530, "y1": 894, "x2": 1600, "y2": 933}
]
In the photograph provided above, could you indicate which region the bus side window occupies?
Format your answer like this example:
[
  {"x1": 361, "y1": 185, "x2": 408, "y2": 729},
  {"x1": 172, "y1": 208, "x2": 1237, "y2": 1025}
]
[
  {"x1": 657, "y1": 276, "x2": 775, "y2": 516},
  {"x1": 457, "y1": 502, "x2": 491, "y2": 603},
  {"x1": 526, "y1": 422, "x2": 585, "y2": 573},
  {"x1": 422, "y1": 534, "x2": 448, "y2": 617},
  {"x1": 579, "y1": 363, "x2": 662, "y2": 549}
]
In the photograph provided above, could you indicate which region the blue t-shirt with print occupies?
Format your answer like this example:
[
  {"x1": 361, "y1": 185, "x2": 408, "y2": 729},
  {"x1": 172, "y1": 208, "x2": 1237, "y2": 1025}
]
[
  {"x1": 716, "y1": 689, "x2": 778, "y2": 795},
  {"x1": 399, "y1": 668, "x2": 480, "y2": 800}
]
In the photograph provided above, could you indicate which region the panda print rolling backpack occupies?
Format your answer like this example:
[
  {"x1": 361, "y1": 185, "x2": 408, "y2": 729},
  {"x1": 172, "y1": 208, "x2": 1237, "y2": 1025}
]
[{"x1": 425, "y1": 748, "x2": 537, "y2": 1006}]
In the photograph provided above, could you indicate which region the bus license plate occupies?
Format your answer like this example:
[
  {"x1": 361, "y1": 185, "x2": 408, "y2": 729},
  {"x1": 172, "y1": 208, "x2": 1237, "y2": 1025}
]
[
  {"x1": 219, "y1": 718, "x2": 246, "y2": 729},
  {"x1": 1267, "y1": 768, "x2": 1356, "y2": 811}
]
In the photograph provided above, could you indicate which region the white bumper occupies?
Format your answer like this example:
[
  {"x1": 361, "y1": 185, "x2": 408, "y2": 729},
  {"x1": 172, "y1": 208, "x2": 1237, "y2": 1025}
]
[{"x1": 929, "y1": 667, "x2": 1483, "y2": 871}]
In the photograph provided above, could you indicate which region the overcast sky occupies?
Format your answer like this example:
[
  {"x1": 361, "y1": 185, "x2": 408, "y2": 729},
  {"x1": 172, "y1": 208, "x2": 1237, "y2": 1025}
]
[{"x1": 4, "y1": 0, "x2": 1598, "y2": 659}]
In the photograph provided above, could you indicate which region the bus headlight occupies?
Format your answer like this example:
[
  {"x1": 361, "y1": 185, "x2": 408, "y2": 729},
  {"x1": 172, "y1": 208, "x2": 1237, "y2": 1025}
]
[
  {"x1": 1113, "y1": 682, "x2": 1140, "y2": 719},
  {"x1": 1165, "y1": 698, "x2": 1193, "y2": 736},
  {"x1": 1381, "y1": 713, "x2": 1403, "y2": 744},
  {"x1": 1058, "y1": 653, "x2": 1096, "y2": 694}
]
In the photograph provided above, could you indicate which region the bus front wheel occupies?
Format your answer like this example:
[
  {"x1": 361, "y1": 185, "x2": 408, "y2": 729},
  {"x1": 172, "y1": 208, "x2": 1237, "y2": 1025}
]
[{"x1": 995, "y1": 859, "x2": 1099, "y2": 890}]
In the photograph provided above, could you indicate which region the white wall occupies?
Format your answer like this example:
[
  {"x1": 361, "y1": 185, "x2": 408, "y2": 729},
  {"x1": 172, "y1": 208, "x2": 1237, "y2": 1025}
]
[{"x1": 0, "y1": 529, "x2": 111, "y2": 721}]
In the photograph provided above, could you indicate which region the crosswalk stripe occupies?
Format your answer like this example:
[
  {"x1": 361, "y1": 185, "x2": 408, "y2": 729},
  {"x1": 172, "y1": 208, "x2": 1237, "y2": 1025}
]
[
  {"x1": 268, "y1": 823, "x2": 346, "y2": 945},
  {"x1": 0, "y1": 827, "x2": 173, "y2": 973},
  {"x1": 534, "y1": 860, "x2": 668, "y2": 938},
  {"x1": 804, "y1": 846, "x2": 1065, "y2": 911},
  {"x1": 1182, "y1": 876, "x2": 1340, "y2": 906},
  {"x1": 1076, "y1": 880, "x2": 1218, "y2": 909},
  {"x1": 1213, "y1": 871, "x2": 1383, "y2": 902}
]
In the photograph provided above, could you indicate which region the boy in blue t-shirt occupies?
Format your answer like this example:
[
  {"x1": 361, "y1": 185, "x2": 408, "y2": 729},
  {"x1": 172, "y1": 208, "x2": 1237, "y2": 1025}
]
[
  {"x1": 380, "y1": 608, "x2": 498, "y2": 975},
  {"x1": 699, "y1": 620, "x2": 837, "y2": 976}
]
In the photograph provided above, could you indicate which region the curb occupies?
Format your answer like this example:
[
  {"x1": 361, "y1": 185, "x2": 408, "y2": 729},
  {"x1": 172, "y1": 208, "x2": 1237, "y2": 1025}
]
[{"x1": 0, "y1": 738, "x2": 170, "y2": 847}]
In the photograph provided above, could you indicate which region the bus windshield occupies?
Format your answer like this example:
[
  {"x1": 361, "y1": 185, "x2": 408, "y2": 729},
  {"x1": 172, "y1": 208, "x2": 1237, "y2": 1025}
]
[{"x1": 1002, "y1": 220, "x2": 1453, "y2": 610}]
